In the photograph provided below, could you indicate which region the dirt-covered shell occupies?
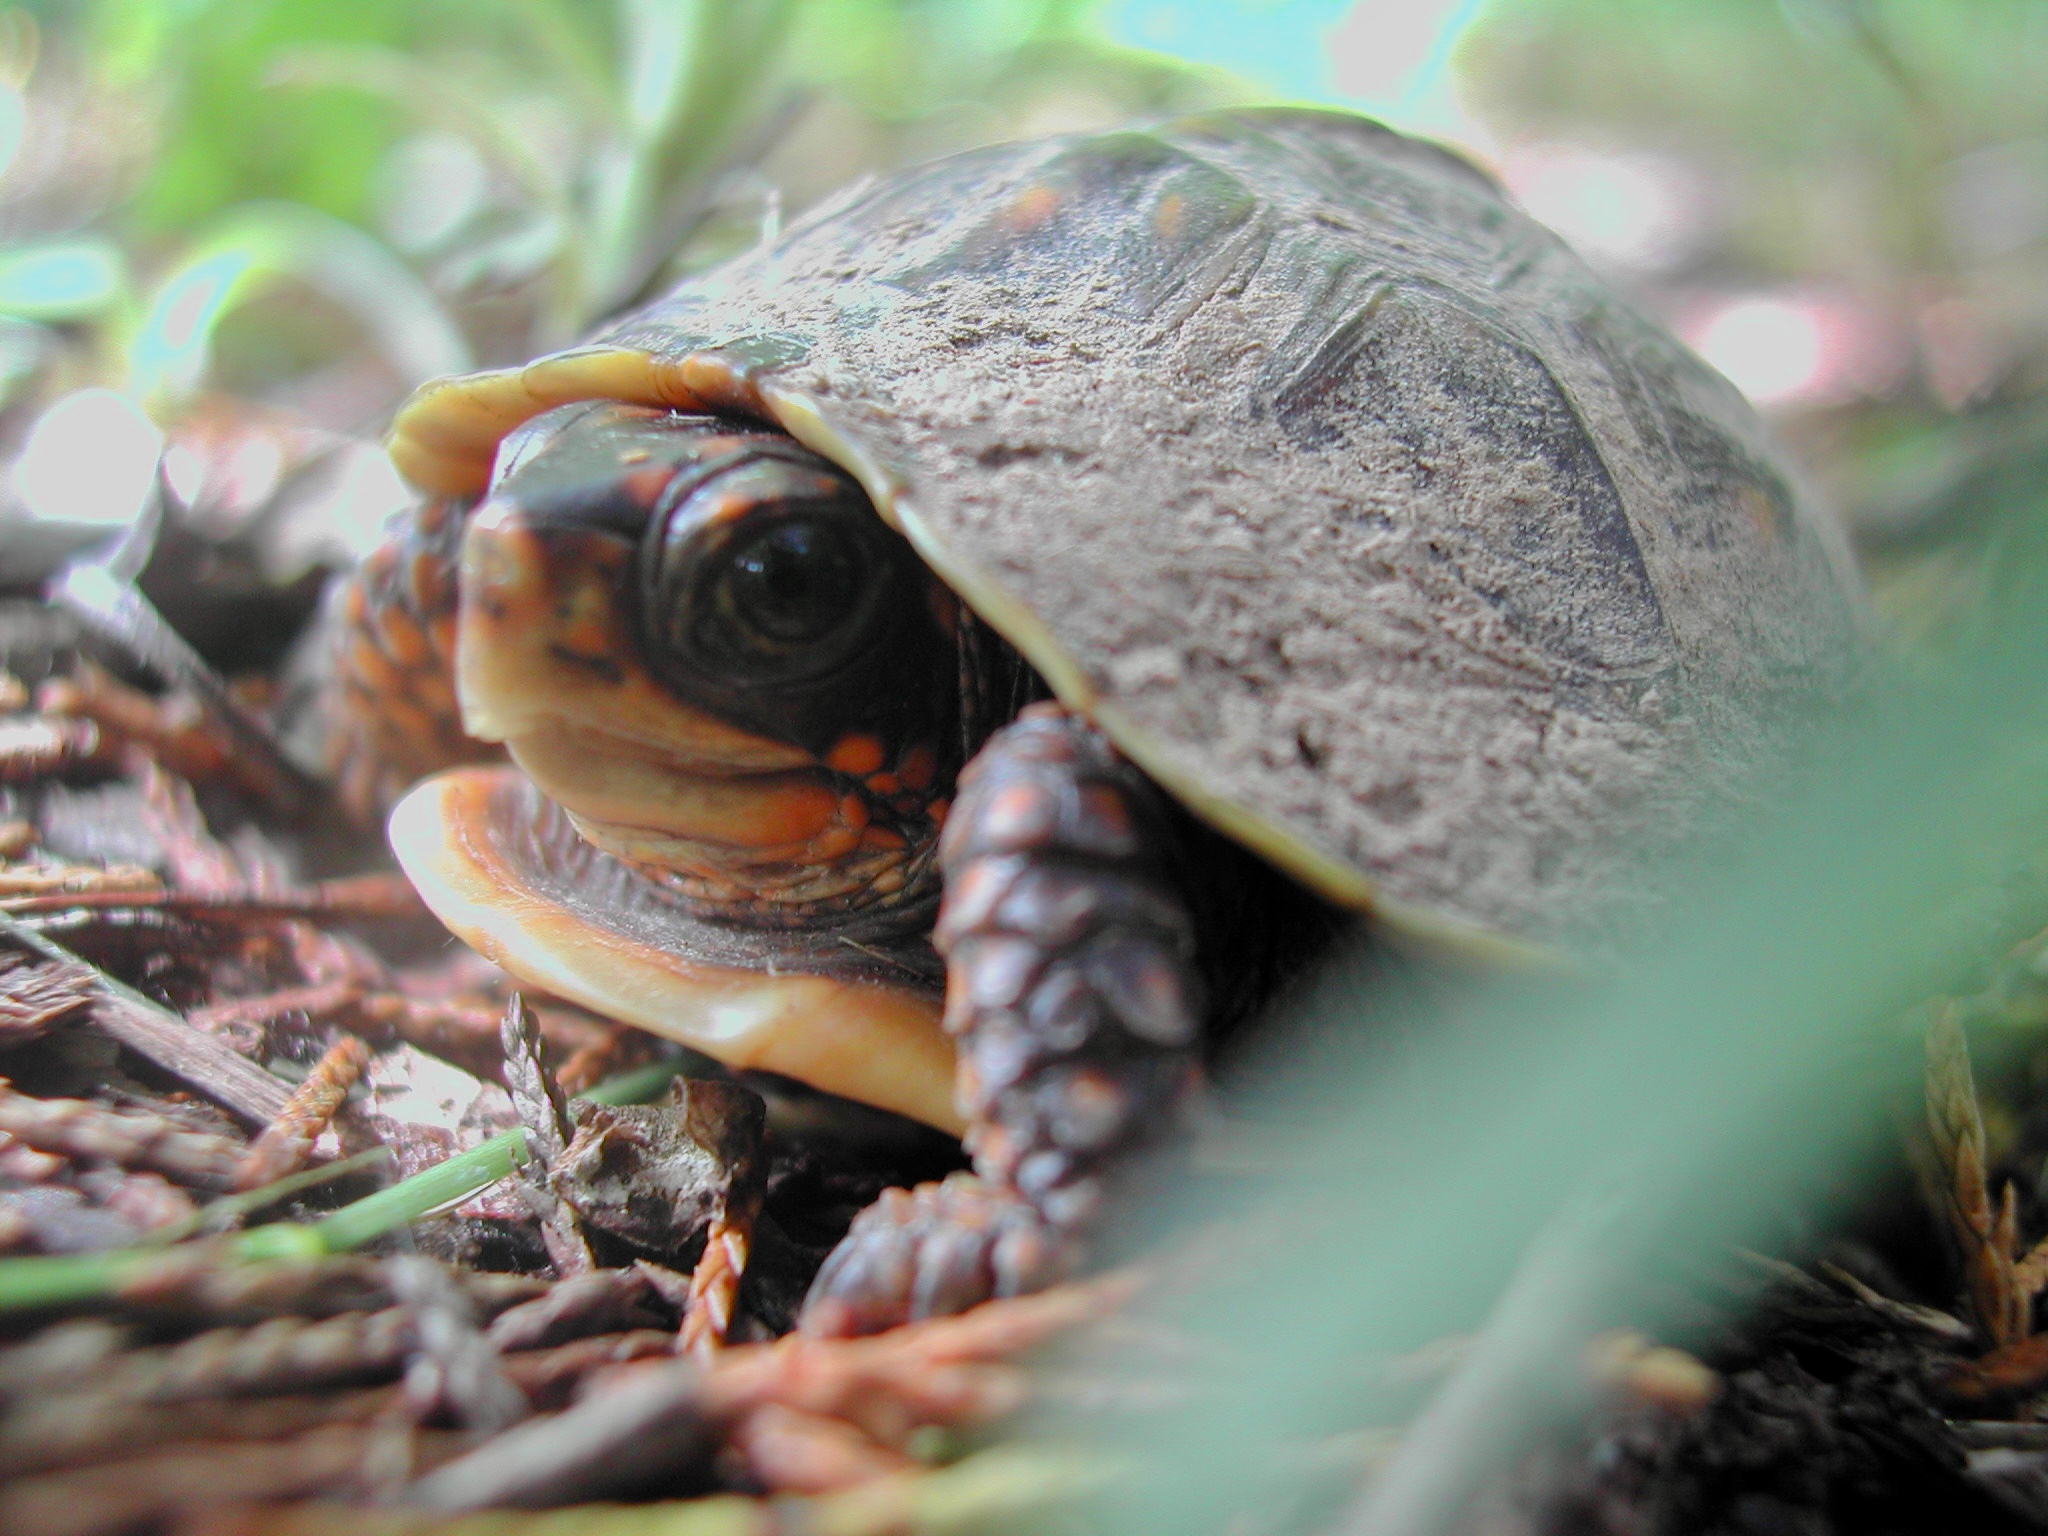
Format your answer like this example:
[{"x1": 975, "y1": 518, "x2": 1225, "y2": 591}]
[{"x1": 389, "y1": 108, "x2": 1861, "y2": 955}]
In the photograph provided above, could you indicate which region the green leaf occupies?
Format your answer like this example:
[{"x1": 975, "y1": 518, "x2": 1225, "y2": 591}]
[{"x1": 126, "y1": 200, "x2": 470, "y2": 404}]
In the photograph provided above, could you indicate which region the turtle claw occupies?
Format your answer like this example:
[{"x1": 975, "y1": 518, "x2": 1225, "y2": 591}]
[{"x1": 798, "y1": 1172, "x2": 1071, "y2": 1337}]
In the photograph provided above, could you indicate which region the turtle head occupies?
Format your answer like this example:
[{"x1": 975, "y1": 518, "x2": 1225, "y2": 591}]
[{"x1": 453, "y1": 399, "x2": 963, "y2": 911}]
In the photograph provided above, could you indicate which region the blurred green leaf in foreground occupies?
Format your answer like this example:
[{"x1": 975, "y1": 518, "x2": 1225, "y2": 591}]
[
  {"x1": 1007, "y1": 547, "x2": 2048, "y2": 1534},
  {"x1": 0, "y1": 0, "x2": 1227, "y2": 439}
]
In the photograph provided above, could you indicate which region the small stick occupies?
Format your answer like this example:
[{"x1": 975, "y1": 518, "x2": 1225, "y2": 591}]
[
  {"x1": 0, "y1": 1077, "x2": 244, "y2": 1188},
  {"x1": 497, "y1": 995, "x2": 593, "y2": 1277},
  {"x1": 0, "y1": 864, "x2": 161, "y2": 899},
  {"x1": 0, "y1": 910, "x2": 290, "y2": 1127},
  {"x1": 0, "y1": 959, "x2": 97, "y2": 1043},
  {"x1": 37, "y1": 661, "x2": 286, "y2": 807},
  {"x1": 1925, "y1": 1003, "x2": 2028, "y2": 1345},
  {"x1": 497, "y1": 997, "x2": 572, "y2": 1160},
  {"x1": 1, "y1": 876, "x2": 425, "y2": 922},
  {"x1": 234, "y1": 1035, "x2": 373, "y2": 1191},
  {"x1": 51, "y1": 561, "x2": 319, "y2": 817},
  {"x1": 0, "y1": 717, "x2": 101, "y2": 782}
]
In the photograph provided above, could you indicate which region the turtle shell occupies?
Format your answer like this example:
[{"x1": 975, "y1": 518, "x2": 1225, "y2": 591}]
[{"x1": 389, "y1": 107, "x2": 1860, "y2": 956}]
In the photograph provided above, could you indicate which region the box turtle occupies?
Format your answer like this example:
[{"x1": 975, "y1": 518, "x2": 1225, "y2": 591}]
[{"x1": 332, "y1": 108, "x2": 1859, "y2": 1334}]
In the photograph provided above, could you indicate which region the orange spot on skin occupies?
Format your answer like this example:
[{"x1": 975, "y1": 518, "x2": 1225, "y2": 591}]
[
  {"x1": 545, "y1": 546, "x2": 632, "y2": 663},
  {"x1": 464, "y1": 519, "x2": 548, "y2": 613},
  {"x1": 811, "y1": 834, "x2": 858, "y2": 862},
  {"x1": 838, "y1": 794, "x2": 871, "y2": 833},
  {"x1": 897, "y1": 743, "x2": 937, "y2": 792},
  {"x1": 859, "y1": 825, "x2": 907, "y2": 852},
  {"x1": 375, "y1": 602, "x2": 431, "y2": 669},
  {"x1": 349, "y1": 636, "x2": 402, "y2": 694},
  {"x1": 826, "y1": 735, "x2": 886, "y2": 776},
  {"x1": 728, "y1": 782, "x2": 843, "y2": 846},
  {"x1": 983, "y1": 783, "x2": 1054, "y2": 844},
  {"x1": 865, "y1": 772, "x2": 900, "y2": 796},
  {"x1": 1002, "y1": 184, "x2": 1060, "y2": 234},
  {"x1": 928, "y1": 798, "x2": 950, "y2": 827}
]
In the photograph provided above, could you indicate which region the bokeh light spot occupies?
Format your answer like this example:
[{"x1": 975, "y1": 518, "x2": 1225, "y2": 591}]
[{"x1": 10, "y1": 387, "x2": 162, "y2": 527}]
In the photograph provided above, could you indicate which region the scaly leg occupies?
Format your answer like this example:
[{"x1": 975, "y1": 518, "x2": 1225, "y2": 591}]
[{"x1": 801, "y1": 704, "x2": 1203, "y2": 1335}]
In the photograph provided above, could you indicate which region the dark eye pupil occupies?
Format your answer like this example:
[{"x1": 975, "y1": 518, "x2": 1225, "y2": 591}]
[{"x1": 723, "y1": 519, "x2": 862, "y2": 645}]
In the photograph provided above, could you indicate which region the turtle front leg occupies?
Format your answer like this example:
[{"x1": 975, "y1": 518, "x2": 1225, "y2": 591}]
[{"x1": 800, "y1": 703, "x2": 1204, "y2": 1336}]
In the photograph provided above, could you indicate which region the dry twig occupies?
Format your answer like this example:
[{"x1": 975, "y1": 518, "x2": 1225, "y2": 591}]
[
  {"x1": 0, "y1": 717, "x2": 102, "y2": 782},
  {"x1": 484, "y1": 1268, "x2": 670, "y2": 1354},
  {"x1": 0, "y1": 960, "x2": 98, "y2": 1043},
  {"x1": 189, "y1": 982, "x2": 364, "y2": 1044},
  {"x1": 400, "y1": 1278, "x2": 1122, "y2": 1511},
  {"x1": 234, "y1": 1036, "x2": 371, "y2": 1191},
  {"x1": 499, "y1": 995, "x2": 593, "y2": 1277},
  {"x1": 0, "y1": 1078, "x2": 244, "y2": 1189},
  {"x1": 37, "y1": 663, "x2": 288, "y2": 807},
  {"x1": 0, "y1": 912, "x2": 291, "y2": 1127}
]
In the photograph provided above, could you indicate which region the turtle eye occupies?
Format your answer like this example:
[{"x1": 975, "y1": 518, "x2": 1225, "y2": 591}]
[
  {"x1": 691, "y1": 510, "x2": 882, "y2": 681},
  {"x1": 717, "y1": 517, "x2": 868, "y2": 650},
  {"x1": 644, "y1": 454, "x2": 897, "y2": 689}
]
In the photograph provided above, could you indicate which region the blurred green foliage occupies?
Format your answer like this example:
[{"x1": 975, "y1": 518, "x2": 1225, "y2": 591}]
[
  {"x1": 0, "y1": 0, "x2": 1222, "y2": 430},
  {"x1": 86, "y1": 0, "x2": 418, "y2": 232},
  {"x1": 1075, "y1": 594, "x2": 2048, "y2": 1532},
  {"x1": 1461, "y1": 0, "x2": 2048, "y2": 652}
]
